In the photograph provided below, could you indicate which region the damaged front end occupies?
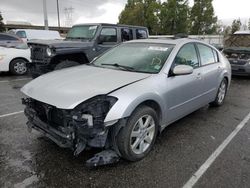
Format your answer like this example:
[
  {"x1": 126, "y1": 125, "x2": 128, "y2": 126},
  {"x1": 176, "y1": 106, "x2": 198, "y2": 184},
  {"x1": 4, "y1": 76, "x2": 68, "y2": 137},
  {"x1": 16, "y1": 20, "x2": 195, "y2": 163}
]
[{"x1": 22, "y1": 95, "x2": 120, "y2": 166}]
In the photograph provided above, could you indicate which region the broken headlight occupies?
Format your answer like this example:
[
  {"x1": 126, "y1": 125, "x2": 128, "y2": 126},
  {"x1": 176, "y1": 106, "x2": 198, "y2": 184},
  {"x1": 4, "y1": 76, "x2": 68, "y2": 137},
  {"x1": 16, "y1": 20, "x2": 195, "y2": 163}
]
[{"x1": 72, "y1": 95, "x2": 118, "y2": 127}]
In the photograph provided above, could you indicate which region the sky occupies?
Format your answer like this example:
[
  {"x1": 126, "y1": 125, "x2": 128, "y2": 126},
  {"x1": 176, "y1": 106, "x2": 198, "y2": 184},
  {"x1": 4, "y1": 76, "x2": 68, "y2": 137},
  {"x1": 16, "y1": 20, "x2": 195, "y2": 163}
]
[{"x1": 0, "y1": 0, "x2": 249, "y2": 27}]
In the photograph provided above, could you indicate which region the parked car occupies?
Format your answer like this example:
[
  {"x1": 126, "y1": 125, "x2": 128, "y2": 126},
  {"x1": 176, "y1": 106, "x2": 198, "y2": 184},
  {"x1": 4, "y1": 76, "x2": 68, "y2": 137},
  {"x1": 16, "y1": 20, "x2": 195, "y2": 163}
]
[
  {"x1": 8, "y1": 29, "x2": 62, "y2": 42},
  {"x1": 0, "y1": 33, "x2": 23, "y2": 48},
  {"x1": 0, "y1": 43, "x2": 30, "y2": 75},
  {"x1": 223, "y1": 31, "x2": 250, "y2": 76},
  {"x1": 21, "y1": 39, "x2": 231, "y2": 166},
  {"x1": 26, "y1": 23, "x2": 149, "y2": 78}
]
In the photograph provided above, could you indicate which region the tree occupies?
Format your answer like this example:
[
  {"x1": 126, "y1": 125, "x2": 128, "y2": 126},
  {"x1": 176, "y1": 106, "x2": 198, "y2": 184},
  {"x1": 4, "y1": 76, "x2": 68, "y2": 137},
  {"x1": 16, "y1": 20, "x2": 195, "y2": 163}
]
[
  {"x1": 119, "y1": 0, "x2": 161, "y2": 34},
  {"x1": 0, "y1": 12, "x2": 4, "y2": 32},
  {"x1": 190, "y1": 0, "x2": 217, "y2": 35},
  {"x1": 231, "y1": 19, "x2": 241, "y2": 34},
  {"x1": 160, "y1": 0, "x2": 190, "y2": 35}
]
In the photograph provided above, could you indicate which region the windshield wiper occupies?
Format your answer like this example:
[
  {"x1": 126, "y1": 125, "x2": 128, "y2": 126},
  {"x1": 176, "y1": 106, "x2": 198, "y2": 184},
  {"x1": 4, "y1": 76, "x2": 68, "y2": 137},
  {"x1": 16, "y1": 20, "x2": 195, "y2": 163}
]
[{"x1": 101, "y1": 63, "x2": 135, "y2": 71}]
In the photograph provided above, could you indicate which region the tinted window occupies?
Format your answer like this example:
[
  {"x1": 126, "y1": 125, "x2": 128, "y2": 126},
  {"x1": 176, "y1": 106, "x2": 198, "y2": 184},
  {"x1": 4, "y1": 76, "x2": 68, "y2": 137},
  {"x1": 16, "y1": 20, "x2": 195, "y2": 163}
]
[
  {"x1": 136, "y1": 29, "x2": 147, "y2": 39},
  {"x1": 197, "y1": 44, "x2": 216, "y2": 66},
  {"x1": 121, "y1": 28, "x2": 133, "y2": 41},
  {"x1": 16, "y1": 31, "x2": 27, "y2": 38},
  {"x1": 100, "y1": 27, "x2": 117, "y2": 43},
  {"x1": 174, "y1": 43, "x2": 199, "y2": 68},
  {"x1": 0, "y1": 34, "x2": 19, "y2": 41}
]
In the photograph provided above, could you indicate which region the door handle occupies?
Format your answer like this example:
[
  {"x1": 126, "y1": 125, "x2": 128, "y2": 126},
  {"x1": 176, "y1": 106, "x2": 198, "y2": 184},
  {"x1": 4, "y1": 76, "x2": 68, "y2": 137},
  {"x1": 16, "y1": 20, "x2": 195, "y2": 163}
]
[{"x1": 196, "y1": 73, "x2": 202, "y2": 79}]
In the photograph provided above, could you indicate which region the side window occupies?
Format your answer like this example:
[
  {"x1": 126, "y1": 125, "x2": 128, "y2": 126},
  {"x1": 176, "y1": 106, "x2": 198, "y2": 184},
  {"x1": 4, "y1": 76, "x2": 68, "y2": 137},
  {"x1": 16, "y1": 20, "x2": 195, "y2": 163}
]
[
  {"x1": 99, "y1": 27, "x2": 117, "y2": 43},
  {"x1": 121, "y1": 28, "x2": 133, "y2": 41},
  {"x1": 0, "y1": 34, "x2": 18, "y2": 41},
  {"x1": 197, "y1": 44, "x2": 216, "y2": 66},
  {"x1": 136, "y1": 29, "x2": 147, "y2": 39},
  {"x1": 16, "y1": 31, "x2": 27, "y2": 39},
  {"x1": 212, "y1": 49, "x2": 219, "y2": 62},
  {"x1": 174, "y1": 43, "x2": 199, "y2": 68}
]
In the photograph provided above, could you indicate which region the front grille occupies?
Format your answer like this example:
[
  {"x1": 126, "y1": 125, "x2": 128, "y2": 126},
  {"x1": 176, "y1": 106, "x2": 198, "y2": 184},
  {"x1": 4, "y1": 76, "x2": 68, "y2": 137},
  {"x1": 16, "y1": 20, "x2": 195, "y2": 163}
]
[
  {"x1": 33, "y1": 100, "x2": 65, "y2": 126},
  {"x1": 229, "y1": 59, "x2": 247, "y2": 65},
  {"x1": 31, "y1": 45, "x2": 47, "y2": 61}
]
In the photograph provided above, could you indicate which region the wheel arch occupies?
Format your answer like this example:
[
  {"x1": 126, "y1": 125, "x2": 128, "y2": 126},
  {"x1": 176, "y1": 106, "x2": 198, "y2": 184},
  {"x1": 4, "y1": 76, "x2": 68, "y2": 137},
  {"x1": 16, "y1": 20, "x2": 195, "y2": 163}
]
[
  {"x1": 105, "y1": 94, "x2": 165, "y2": 127},
  {"x1": 9, "y1": 57, "x2": 29, "y2": 70}
]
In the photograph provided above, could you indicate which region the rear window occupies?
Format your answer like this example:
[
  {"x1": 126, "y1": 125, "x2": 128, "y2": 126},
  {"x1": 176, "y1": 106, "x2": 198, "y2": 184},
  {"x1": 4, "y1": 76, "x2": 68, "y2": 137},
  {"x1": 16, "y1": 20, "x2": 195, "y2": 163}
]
[
  {"x1": 136, "y1": 29, "x2": 147, "y2": 39},
  {"x1": 0, "y1": 34, "x2": 19, "y2": 41}
]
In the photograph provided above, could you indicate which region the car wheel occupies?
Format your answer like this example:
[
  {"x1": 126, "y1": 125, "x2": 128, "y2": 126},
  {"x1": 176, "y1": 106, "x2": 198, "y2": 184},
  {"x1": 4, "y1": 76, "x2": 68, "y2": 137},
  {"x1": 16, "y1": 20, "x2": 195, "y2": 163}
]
[
  {"x1": 210, "y1": 78, "x2": 228, "y2": 107},
  {"x1": 54, "y1": 60, "x2": 80, "y2": 70},
  {"x1": 9, "y1": 59, "x2": 27, "y2": 75},
  {"x1": 116, "y1": 106, "x2": 158, "y2": 161}
]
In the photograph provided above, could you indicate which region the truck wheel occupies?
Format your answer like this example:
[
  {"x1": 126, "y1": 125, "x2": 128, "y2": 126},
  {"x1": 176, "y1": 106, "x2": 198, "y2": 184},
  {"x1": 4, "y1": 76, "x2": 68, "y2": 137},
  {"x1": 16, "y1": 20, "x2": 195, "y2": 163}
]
[
  {"x1": 116, "y1": 106, "x2": 159, "y2": 161},
  {"x1": 54, "y1": 60, "x2": 80, "y2": 70},
  {"x1": 210, "y1": 78, "x2": 228, "y2": 107},
  {"x1": 9, "y1": 59, "x2": 27, "y2": 75}
]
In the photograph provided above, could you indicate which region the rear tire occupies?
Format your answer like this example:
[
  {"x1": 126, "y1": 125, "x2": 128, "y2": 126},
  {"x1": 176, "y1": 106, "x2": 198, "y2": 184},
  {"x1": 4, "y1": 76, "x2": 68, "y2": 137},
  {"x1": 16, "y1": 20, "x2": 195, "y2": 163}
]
[
  {"x1": 54, "y1": 60, "x2": 80, "y2": 70},
  {"x1": 9, "y1": 59, "x2": 27, "y2": 75},
  {"x1": 210, "y1": 78, "x2": 228, "y2": 107},
  {"x1": 116, "y1": 106, "x2": 158, "y2": 161}
]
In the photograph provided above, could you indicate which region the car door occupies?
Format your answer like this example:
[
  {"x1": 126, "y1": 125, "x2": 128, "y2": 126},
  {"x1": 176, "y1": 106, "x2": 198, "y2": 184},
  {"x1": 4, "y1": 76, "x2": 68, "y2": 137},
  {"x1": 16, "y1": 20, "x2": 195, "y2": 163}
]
[
  {"x1": 196, "y1": 43, "x2": 222, "y2": 103},
  {"x1": 95, "y1": 27, "x2": 119, "y2": 57},
  {"x1": 166, "y1": 43, "x2": 204, "y2": 124}
]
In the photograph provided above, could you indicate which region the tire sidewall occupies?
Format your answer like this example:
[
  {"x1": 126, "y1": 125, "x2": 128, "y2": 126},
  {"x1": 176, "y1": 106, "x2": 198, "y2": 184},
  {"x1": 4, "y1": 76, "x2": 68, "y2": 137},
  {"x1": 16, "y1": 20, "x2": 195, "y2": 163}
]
[
  {"x1": 215, "y1": 78, "x2": 228, "y2": 106},
  {"x1": 117, "y1": 106, "x2": 159, "y2": 161},
  {"x1": 10, "y1": 59, "x2": 27, "y2": 75}
]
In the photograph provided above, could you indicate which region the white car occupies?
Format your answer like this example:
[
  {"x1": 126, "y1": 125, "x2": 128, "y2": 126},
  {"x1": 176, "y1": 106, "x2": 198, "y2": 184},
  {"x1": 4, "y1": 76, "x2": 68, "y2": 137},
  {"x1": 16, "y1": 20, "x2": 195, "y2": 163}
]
[{"x1": 0, "y1": 44, "x2": 30, "y2": 75}]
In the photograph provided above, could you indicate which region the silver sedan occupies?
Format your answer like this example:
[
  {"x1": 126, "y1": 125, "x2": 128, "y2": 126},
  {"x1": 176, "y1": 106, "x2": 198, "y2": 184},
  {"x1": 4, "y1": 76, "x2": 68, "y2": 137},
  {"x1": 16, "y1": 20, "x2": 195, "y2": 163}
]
[{"x1": 21, "y1": 39, "x2": 231, "y2": 166}]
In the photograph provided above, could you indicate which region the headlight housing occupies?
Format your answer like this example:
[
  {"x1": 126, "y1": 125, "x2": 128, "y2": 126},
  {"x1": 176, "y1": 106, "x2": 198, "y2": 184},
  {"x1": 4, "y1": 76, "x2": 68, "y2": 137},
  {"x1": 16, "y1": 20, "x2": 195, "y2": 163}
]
[
  {"x1": 46, "y1": 47, "x2": 52, "y2": 57},
  {"x1": 72, "y1": 95, "x2": 118, "y2": 127}
]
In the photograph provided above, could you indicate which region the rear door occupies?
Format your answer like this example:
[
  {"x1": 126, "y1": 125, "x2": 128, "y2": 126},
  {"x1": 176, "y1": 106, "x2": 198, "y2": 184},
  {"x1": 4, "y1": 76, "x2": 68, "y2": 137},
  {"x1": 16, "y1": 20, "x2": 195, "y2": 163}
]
[{"x1": 195, "y1": 43, "x2": 222, "y2": 103}]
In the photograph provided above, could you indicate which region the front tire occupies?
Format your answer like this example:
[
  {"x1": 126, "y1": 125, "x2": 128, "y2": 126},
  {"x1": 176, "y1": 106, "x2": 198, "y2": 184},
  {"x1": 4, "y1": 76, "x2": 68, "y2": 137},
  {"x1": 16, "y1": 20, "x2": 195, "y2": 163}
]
[
  {"x1": 54, "y1": 60, "x2": 80, "y2": 70},
  {"x1": 210, "y1": 78, "x2": 228, "y2": 107},
  {"x1": 116, "y1": 106, "x2": 158, "y2": 161},
  {"x1": 9, "y1": 59, "x2": 27, "y2": 75}
]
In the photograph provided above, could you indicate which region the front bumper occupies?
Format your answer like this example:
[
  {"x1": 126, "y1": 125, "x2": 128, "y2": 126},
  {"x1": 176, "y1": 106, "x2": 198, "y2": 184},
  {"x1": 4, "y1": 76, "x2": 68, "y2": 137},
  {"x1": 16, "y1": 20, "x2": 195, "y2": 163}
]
[
  {"x1": 231, "y1": 64, "x2": 250, "y2": 76},
  {"x1": 22, "y1": 98, "x2": 110, "y2": 155},
  {"x1": 26, "y1": 62, "x2": 54, "y2": 77}
]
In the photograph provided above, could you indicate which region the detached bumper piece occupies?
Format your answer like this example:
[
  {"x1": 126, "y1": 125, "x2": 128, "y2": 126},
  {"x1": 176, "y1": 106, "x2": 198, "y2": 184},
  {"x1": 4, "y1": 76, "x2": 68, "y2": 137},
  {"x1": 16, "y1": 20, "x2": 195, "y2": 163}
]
[{"x1": 22, "y1": 98, "x2": 120, "y2": 166}]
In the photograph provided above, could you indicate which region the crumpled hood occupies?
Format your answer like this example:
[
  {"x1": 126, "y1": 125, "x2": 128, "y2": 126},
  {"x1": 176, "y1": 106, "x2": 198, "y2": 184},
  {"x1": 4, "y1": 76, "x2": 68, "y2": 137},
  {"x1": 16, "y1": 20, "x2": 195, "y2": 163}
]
[
  {"x1": 28, "y1": 40, "x2": 93, "y2": 49},
  {"x1": 21, "y1": 65, "x2": 150, "y2": 109}
]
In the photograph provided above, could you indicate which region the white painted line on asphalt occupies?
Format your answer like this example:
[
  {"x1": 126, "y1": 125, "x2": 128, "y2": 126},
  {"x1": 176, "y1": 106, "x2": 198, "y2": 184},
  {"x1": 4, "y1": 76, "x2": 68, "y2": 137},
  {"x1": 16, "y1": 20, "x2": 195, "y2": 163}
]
[
  {"x1": 0, "y1": 111, "x2": 24, "y2": 118},
  {"x1": 0, "y1": 78, "x2": 31, "y2": 83},
  {"x1": 183, "y1": 112, "x2": 250, "y2": 188}
]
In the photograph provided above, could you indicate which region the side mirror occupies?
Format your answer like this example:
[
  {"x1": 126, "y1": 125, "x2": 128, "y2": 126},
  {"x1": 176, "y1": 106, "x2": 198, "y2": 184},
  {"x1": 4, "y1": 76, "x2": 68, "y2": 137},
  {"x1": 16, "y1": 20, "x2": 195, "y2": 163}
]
[{"x1": 173, "y1": 65, "x2": 193, "y2": 76}]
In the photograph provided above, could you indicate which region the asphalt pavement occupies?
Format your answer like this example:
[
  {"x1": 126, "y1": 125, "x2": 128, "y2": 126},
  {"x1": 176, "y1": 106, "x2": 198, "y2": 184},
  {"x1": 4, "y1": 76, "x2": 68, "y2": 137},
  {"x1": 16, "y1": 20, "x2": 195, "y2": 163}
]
[{"x1": 0, "y1": 73, "x2": 250, "y2": 188}]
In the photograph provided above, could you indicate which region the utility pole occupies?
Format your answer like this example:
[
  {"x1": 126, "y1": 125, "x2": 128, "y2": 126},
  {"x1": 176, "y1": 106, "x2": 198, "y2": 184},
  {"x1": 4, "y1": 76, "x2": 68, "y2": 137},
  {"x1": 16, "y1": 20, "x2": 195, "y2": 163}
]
[
  {"x1": 43, "y1": 0, "x2": 49, "y2": 30},
  {"x1": 56, "y1": 0, "x2": 60, "y2": 28}
]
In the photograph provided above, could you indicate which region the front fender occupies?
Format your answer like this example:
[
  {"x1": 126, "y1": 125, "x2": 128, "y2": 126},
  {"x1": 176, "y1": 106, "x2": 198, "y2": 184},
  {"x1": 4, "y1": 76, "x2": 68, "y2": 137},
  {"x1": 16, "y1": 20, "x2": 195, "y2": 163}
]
[{"x1": 104, "y1": 92, "x2": 166, "y2": 124}]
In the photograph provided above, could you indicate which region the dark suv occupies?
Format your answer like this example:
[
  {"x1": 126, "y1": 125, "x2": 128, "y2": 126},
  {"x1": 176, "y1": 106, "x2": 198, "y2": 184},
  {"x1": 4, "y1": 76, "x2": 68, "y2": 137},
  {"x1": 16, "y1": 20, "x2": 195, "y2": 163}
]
[{"x1": 27, "y1": 23, "x2": 149, "y2": 78}]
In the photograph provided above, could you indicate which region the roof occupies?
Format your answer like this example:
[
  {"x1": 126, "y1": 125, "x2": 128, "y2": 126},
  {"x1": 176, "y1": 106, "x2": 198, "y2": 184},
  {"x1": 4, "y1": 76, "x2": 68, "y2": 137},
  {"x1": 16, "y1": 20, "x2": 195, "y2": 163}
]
[
  {"x1": 72, "y1": 23, "x2": 148, "y2": 29},
  {"x1": 126, "y1": 38, "x2": 199, "y2": 45}
]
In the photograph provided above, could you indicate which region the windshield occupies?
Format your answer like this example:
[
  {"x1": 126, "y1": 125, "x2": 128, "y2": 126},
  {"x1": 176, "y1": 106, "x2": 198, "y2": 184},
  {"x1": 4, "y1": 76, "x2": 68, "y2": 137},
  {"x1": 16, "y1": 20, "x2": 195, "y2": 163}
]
[
  {"x1": 66, "y1": 25, "x2": 98, "y2": 40},
  {"x1": 92, "y1": 43, "x2": 174, "y2": 74}
]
